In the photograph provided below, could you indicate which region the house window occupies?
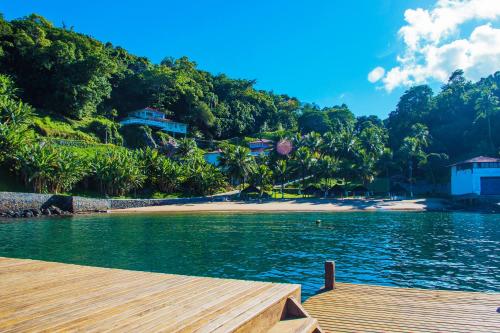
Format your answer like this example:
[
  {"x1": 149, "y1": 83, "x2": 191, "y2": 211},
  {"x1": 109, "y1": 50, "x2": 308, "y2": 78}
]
[{"x1": 477, "y1": 162, "x2": 500, "y2": 168}]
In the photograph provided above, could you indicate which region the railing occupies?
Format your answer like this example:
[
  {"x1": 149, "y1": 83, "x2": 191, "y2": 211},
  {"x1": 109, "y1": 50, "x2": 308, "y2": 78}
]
[
  {"x1": 42, "y1": 138, "x2": 114, "y2": 148},
  {"x1": 120, "y1": 117, "x2": 187, "y2": 134}
]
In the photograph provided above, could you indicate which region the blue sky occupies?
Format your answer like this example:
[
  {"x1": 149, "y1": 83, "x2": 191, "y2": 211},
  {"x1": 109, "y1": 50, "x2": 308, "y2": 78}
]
[{"x1": 3, "y1": 0, "x2": 497, "y2": 119}]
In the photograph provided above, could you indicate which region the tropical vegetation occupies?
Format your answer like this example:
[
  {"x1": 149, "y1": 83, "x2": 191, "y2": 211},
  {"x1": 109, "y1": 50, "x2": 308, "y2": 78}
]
[{"x1": 0, "y1": 13, "x2": 499, "y2": 198}]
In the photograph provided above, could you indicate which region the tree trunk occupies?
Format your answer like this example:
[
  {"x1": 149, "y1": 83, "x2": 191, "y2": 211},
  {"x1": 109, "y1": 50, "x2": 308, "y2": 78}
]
[
  {"x1": 488, "y1": 116, "x2": 494, "y2": 153},
  {"x1": 409, "y1": 160, "x2": 413, "y2": 198}
]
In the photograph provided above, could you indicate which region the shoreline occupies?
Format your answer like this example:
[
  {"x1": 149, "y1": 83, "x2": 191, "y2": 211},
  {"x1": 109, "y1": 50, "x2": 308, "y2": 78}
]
[{"x1": 110, "y1": 198, "x2": 451, "y2": 213}]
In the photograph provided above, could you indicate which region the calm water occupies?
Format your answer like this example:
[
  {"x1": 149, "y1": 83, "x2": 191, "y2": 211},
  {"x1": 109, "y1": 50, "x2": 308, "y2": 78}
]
[{"x1": 0, "y1": 211, "x2": 499, "y2": 299}]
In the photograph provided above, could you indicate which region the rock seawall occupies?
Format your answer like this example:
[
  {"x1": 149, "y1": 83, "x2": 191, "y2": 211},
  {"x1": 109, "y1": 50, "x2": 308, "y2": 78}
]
[
  {"x1": 109, "y1": 197, "x2": 207, "y2": 210},
  {"x1": 0, "y1": 192, "x2": 228, "y2": 215},
  {"x1": 0, "y1": 192, "x2": 72, "y2": 213}
]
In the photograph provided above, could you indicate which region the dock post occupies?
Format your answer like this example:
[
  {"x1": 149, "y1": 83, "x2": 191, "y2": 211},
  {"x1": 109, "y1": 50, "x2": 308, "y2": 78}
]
[{"x1": 325, "y1": 261, "x2": 335, "y2": 290}]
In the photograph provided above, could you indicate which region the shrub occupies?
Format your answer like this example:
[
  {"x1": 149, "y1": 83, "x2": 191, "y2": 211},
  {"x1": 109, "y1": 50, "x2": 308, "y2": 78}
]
[
  {"x1": 13, "y1": 143, "x2": 89, "y2": 193},
  {"x1": 0, "y1": 75, "x2": 34, "y2": 163},
  {"x1": 182, "y1": 153, "x2": 226, "y2": 196},
  {"x1": 85, "y1": 118, "x2": 123, "y2": 145},
  {"x1": 91, "y1": 148, "x2": 146, "y2": 196},
  {"x1": 32, "y1": 116, "x2": 97, "y2": 142}
]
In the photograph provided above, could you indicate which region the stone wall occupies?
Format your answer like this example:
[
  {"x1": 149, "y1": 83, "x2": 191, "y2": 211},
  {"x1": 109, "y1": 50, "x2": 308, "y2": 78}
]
[
  {"x1": 0, "y1": 192, "x2": 230, "y2": 214},
  {"x1": 108, "y1": 196, "x2": 207, "y2": 210},
  {"x1": 71, "y1": 196, "x2": 110, "y2": 213},
  {"x1": 0, "y1": 192, "x2": 73, "y2": 213}
]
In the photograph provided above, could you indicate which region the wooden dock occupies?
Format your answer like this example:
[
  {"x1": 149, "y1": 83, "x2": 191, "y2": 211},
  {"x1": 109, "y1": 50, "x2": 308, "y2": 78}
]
[
  {"x1": 0, "y1": 257, "x2": 321, "y2": 333},
  {"x1": 304, "y1": 283, "x2": 500, "y2": 333}
]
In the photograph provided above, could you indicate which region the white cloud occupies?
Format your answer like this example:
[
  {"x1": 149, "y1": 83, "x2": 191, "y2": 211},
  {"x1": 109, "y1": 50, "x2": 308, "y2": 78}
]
[
  {"x1": 368, "y1": 66, "x2": 386, "y2": 83},
  {"x1": 371, "y1": 0, "x2": 500, "y2": 92}
]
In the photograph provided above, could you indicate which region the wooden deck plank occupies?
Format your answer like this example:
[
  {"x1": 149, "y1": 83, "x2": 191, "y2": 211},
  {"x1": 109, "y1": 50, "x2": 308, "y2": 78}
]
[
  {"x1": 303, "y1": 282, "x2": 500, "y2": 333},
  {"x1": 105, "y1": 281, "x2": 250, "y2": 332},
  {"x1": 0, "y1": 257, "x2": 300, "y2": 333},
  {"x1": 170, "y1": 284, "x2": 274, "y2": 333},
  {"x1": 203, "y1": 284, "x2": 300, "y2": 333},
  {"x1": 90, "y1": 281, "x2": 269, "y2": 333}
]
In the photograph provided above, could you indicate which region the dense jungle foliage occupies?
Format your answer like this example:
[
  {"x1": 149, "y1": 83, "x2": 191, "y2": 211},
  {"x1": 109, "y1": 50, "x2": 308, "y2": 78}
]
[{"x1": 0, "y1": 14, "x2": 499, "y2": 197}]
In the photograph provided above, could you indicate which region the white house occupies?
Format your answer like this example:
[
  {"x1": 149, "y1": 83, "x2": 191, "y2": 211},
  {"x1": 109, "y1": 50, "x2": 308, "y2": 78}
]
[
  {"x1": 450, "y1": 156, "x2": 500, "y2": 196},
  {"x1": 248, "y1": 139, "x2": 274, "y2": 156},
  {"x1": 120, "y1": 107, "x2": 187, "y2": 136},
  {"x1": 204, "y1": 139, "x2": 275, "y2": 167}
]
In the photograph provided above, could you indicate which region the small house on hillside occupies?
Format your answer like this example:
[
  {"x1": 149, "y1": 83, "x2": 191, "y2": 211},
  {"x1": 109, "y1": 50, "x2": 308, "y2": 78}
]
[
  {"x1": 120, "y1": 107, "x2": 187, "y2": 137},
  {"x1": 249, "y1": 139, "x2": 274, "y2": 156},
  {"x1": 450, "y1": 156, "x2": 500, "y2": 196}
]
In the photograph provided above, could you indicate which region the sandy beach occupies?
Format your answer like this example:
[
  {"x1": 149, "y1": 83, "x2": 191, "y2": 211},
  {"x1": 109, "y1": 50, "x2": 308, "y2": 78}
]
[{"x1": 111, "y1": 198, "x2": 450, "y2": 213}]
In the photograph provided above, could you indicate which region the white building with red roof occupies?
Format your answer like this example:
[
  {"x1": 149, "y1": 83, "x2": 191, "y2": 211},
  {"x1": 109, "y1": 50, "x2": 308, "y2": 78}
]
[
  {"x1": 450, "y1": 156, "x2": 500, "y2": 196},
  {"x1": 248, "y1": 139, "x2": 274, "y2": 156}
]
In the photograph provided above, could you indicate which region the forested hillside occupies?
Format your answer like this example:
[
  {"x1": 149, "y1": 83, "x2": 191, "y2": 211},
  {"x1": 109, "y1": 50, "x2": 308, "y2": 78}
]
[{"x1": 1, "y1": 13, "x2": 499, "y2": 197}]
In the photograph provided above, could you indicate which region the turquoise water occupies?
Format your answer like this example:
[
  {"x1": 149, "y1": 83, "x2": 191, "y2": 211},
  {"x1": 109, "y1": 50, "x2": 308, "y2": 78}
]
[{"x1": 0, "y1": 211, "x2": 499, "y2": 299}]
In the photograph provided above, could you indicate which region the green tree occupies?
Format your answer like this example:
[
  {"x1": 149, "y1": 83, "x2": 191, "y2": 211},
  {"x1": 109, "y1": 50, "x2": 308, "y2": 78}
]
[
  {"x1": 14, "y1": 143, "x2": 88, "y2": 193},
  {"x1": 153, "y1": 156, "x2": 183, "y2": 193},
  {"x1": 316, "y1": 155, "x2": 339, "y2": 197},
  {"x1": 398, "y1": 124, "x2": 430, "y2": 197},
  {"x1": 181, "y1": 153, "x2": 226, "y2": 196},
  {"x1": 218, "y1": 144, "x2": 254, "y2": 195},
  {"x1": 92, "y1": 149, "x2": 146, "y2": 196},
  {"x1": 386, "y1": 85, "x2": 433, "y2": 150},
  {"x1": 175, "y1": 138, "x2": 198, "y2": 158},
  {"x1": 298, "y1": 109, "x2": 330, "y2": 134},
  {"x1": 293, "y1": 146, "x2": 316, "y2": 195},
  {"x1": 474, "y1": 88, "x2": 500, "y2": 153},
  {"x1": 1, "y1": 15, "x2": 118, "y2": 119},
  {"x1": 249, "y1": 163, "x2": 273, "y2": 198},
  {"x1": 0, "y1": 75, "x2": 34, "y2": 163},
  {"x1": 273, "y1": 159, "x2": 288, "y2": 199}
]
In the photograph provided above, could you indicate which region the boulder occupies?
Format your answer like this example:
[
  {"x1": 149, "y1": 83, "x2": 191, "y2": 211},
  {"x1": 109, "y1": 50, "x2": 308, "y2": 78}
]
[{"x1": 49, "y1": 205, "x2": 63, "y2": 215}]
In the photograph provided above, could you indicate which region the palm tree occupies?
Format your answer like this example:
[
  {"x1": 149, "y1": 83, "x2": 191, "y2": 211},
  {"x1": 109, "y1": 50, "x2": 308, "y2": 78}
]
[
  {"x1": 303, "y1": 132, "x2": 323, "y2": 154},
  {"x1": 219, "y1": 144, "x2": 254, "y2": 195},
  {"x1": 176, "y1": 138, "x2": 198, "y2": 157},
  {"x1": 321, "y1": 131, "x2": 340, "y2": 157},
  {"x1": 355, "y1": 151, "x2": 377, "y2": 187},
  {"x1": 398, "y1": 124, "x2": 429, "y2": 197},
  {"x1": 293, "y1": 146, "x2": 316, "y2": 196},
  {"x1": 250, "y1": 164, "x2": 273, "y2": 198},
  {"x1": 233, "y1": 146, "x2": 254, "y2": 195},
  {"x1": 316, "y1": 155, "x2": 339, "y2": 197},
  {"x1": 92, "y1": 149, "x2": 146, "y2": 196},
  {"x1": 183, "y1": 160, "x2": 226, "y2": 196},
  {"x1": 14, "y1": 144, "x2": 88, "y2": 194},
  {"x1": 0, "y1": 84, "x2": 34, "y2": 163},
  {"x1": 153, "y1": 156, "x2": 183, "y2": 193},
  {"x1": 475, "y1": 89, "x2": 500, "y2": 153},
  {"x1": 274, "y1": 159, "x2": 288, "y2": 199}
]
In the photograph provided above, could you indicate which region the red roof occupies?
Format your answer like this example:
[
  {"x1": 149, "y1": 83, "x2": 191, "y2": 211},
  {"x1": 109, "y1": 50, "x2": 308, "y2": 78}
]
[
  {"x1": 144, "y1": 107, "x2": 161, "y2": 112},
  {"x1": 206, "y1": 149, "x2": 222, "y2": 154},
  {"x1": 451, "y1": 156, "x2": 500, "y2": 166}
]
